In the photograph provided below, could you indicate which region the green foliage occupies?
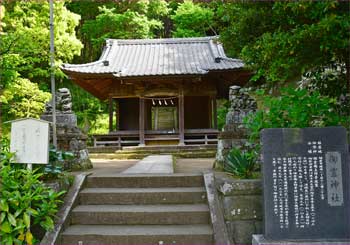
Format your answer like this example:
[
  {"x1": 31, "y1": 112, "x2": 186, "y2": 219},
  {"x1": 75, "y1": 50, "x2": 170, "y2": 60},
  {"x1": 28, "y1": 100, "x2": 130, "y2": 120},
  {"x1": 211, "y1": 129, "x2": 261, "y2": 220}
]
[
  {"x1": 298, "y1": 66, "x2": 347, "y2": 98},
  {"x1": 171, "y1": 0, "x2": 214, "y2": 37},
  {"x1": 224, "y1": 147, "x2": 258, "y2": 179},
  {"x1": 81, "y1": 6, "x2": 162, "y2": 53},
  {"x1": 0, "y1": 153, "x2": 64, "y2": 245},
  {"x1": 0, "y1": 1, "x2": 82, "y2": 128},
  {"x1": 218, "y1": 1, "x2": 350, "y2": 86},
  {"x1": 1, "y1": 1, "x2": 82, "y2": 83},
  {"x1": 41, "y1": 148, "x2": 74, "y2": 181},
  {"x1": 217, "y1": 99, "x2": 229, "y2": 130},
  {"x1": 1, "y1": 78, "x2": 51, "y2": 120},
  {"x1": 89, "y1": 113, "x2": 110, "y2": 135},
  {"x1": 244, "y1": 88, "x2": 343, "y2": 144}
]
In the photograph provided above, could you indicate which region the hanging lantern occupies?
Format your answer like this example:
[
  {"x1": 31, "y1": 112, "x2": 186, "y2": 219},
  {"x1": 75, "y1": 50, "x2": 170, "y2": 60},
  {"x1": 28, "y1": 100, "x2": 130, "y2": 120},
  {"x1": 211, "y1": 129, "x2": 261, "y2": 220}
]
[
  {"x1": 170, "y1": 99, "x2": 174, "y2": 105},
  {"x1": 152, "y1": 99, "x2": 155, "y2": 106},
  {"x1": 158, "y1": 100, "x2": 162, "y2": 105},
  {"x1": 164, "y1": 100, "x2": 168, "y2": 106}
]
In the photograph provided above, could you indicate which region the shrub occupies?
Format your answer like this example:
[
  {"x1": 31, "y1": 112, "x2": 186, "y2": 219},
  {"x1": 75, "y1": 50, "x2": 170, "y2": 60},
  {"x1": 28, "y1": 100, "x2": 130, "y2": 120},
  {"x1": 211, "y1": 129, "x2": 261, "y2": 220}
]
[
  {"x1": 224, "y1": 147, "x2": 258, "y2": 179},
  {"x1": 41, "y1": 147, "x2": 74, "y2": 182},
  {"x1": 244, "y1": 87, "x2": 343, "y2": 144},
  {"x1": 0, "y1": 152, "x2": 64, "y2": 245}
]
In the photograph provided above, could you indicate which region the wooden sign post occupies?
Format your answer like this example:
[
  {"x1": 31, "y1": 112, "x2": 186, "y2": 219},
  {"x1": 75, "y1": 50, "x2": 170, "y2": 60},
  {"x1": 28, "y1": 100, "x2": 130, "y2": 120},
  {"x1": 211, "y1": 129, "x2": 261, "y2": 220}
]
[{"x1": 10, "y1": 118, "x2": 50, "y2": 169}]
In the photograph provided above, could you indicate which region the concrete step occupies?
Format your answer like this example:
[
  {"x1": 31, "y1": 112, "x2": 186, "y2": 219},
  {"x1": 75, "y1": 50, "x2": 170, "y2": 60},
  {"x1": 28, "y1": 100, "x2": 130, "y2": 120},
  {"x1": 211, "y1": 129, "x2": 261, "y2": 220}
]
[
  {"x1": 71, "y1": 204, "x2": 210, "y2": 225},
  {"x1": 79, "y1": 187, "x2": 207, "y2": 205},
  {"x1": 61, "y1": 224, "x2": 213, "y2": 245},
  {"x1": 86, "y1": 173, "x2": 204, "y2": 188}
]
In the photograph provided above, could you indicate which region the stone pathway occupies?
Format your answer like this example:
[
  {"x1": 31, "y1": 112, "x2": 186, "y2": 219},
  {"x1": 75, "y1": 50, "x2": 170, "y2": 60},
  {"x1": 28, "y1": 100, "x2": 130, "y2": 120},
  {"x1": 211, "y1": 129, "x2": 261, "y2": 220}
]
[{"x1": 122, "y1": 155, "x2": 173, "y2": 174}]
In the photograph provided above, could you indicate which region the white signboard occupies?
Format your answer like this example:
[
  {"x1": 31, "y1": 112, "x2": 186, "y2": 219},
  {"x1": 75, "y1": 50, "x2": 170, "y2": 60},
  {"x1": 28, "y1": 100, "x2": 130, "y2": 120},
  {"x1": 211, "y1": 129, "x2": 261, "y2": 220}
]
[{"x1": 10, "y1": 118, "x2": 50, "y2": 164}]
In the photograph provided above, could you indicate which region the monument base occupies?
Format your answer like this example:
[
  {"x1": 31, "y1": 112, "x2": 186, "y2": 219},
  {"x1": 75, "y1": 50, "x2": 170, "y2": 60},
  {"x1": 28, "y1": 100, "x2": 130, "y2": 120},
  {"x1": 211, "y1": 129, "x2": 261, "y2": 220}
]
[{"x1": 253, "y1": 235, "x2": 350, "y2": 245}]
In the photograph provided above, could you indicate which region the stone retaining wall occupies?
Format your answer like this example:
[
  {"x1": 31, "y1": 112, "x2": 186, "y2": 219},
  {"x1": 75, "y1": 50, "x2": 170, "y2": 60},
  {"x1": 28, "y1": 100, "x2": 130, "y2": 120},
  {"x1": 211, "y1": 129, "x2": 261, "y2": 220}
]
[{"x1": 215, "y1": 172, "x2": 263, "y2": 244}]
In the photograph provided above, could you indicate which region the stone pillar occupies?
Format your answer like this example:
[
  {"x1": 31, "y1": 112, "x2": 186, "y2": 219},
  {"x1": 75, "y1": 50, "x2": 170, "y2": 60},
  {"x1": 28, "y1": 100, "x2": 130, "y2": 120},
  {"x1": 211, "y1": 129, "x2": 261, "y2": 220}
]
[
  {"x1": 215, "y1": 86, "x2": 257, "y2": 165},
  {"x1": 41, "y1": 88, "x2": 92, "y2": 170},
  {"x1": 139, "y1": 97, "x2": 145, "y2": 146}
]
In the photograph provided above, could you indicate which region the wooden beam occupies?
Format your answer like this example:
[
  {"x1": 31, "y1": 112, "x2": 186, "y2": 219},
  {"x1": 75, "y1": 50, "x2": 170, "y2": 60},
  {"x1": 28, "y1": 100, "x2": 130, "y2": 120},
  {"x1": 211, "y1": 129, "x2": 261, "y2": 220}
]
[
  {"x1": 139, "y1": 98, "x2": 145, "y2": 146},
  {"x1": 178, "y1": 89, "x2": 185, "y2": 146},
  {"x1": 109, "y1": 96, "x2": 113, "y2": 132}
]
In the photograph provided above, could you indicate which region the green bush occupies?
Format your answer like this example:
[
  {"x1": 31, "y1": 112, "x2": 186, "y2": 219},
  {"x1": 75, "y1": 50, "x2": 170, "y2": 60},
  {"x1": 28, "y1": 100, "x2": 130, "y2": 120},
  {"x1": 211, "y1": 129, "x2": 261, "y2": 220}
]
[
  {"x1": 224, "y1": 147, "x2": 258, "y2": 179},
  {"x1": 0, "y1": 152, "x2": 64, "y2": 245},
  {"x1": 41, "y1": 147, "x2": 74, "y2": 182},
  {"x1": 244, "y1": 87, "x2": 343, "y2": 144},
  {"x1": 217, "y1": 99, "x2": 229, "y2": 130}
]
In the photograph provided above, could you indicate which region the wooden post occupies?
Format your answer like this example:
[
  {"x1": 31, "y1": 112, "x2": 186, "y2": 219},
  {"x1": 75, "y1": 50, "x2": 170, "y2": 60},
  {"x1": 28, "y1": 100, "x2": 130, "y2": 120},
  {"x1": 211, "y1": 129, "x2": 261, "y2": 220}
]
[
  {"x1": 213, "y1": 96, "x2": 217, "y2": 129},
  {"x1": 139, "y1": 97, "x2": 145, "y2": 146},
  {"x1": 115, "y1": 99, "x2": 119, "y2": 131},
  {"x1": 109, "y1": 96, "x2": 113, "y2": 132},
  {"x1": 178, "y1": 90, "x2": 185, "y2": 146},
  {"x1": 208, "y1": 96, "x2": 213, "y2": 128}
]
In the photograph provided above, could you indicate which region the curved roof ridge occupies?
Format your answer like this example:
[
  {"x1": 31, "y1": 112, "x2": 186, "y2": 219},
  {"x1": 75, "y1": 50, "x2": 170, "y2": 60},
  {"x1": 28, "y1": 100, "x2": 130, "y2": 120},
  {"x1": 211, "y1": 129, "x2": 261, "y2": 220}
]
[
  {"x1": 107, "y1": 36, "x2": 218, "y2": 45},
  {"x1": 61, "y1": 39, "x2": 114, "y2": 69},
  {"x1": 61, "y1": 36, "x2": 244, "y2": 76}
]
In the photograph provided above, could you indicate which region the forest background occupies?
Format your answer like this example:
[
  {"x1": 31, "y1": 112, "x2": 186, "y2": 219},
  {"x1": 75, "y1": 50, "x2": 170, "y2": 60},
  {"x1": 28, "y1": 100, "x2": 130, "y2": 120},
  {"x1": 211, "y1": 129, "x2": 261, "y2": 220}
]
[{"x1": 0, "y1": 0, "x2": 349, "y2": 137}]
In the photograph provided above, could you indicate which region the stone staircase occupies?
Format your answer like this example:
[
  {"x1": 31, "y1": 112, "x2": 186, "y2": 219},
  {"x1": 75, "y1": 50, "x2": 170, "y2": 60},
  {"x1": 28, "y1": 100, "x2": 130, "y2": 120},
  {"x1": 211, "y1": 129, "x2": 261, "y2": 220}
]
[
  {"x1": 61, "y1": 174, "x2": 214, "y2": 244},
  {"x1": 88, "y1": 145, "x2": 217, "y2": 159}
]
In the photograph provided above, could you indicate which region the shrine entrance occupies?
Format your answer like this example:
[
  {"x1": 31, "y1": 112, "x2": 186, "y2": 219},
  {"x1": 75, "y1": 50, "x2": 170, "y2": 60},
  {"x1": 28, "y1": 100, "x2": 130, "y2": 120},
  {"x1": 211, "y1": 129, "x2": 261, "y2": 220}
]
[{"x1": 61, "y1": 36, "x2": 251, "y2": 148}]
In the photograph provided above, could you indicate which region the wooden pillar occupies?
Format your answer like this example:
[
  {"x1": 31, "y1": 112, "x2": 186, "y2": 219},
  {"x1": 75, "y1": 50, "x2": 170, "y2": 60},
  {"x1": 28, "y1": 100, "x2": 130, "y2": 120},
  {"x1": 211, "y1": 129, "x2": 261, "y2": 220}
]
[
  {"x1": 109, "y1": 96, "x2": 113, "y2": 132},
  {"x1": 178, "y1": 90, "x2": 185, "y2": 146},
  {"x1": 213, "y1": 96, "x2": 217, "y2": 129},
  {"x1": 139, "y1": 97, "x2": 145, "y2": 146},
  {"x1": 115, "y1": 99, "x2": 119, "y2": 131}
]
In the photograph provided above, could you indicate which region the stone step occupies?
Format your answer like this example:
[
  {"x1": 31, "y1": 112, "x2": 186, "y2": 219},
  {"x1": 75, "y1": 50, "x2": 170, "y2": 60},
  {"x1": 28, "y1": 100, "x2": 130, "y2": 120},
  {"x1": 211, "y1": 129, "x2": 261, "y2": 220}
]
[
  {"x1": 86, "y1": 173, "x2": 204, "y2": 188},
  {"x1": 71, "y1": 204, "x2": 210, "y2": 225},
  {"x1": 79, "y1": 187, "x2": 207, "y2": 205},
  {"x1": 61, "y1": 224, "x2": 213, "y2": 245},
  {"x1": 88, "y1": 144, "x2": 216, "y2": 154},
  {"x1": 89, "y1": 150, "x2": 217, "y2": 159}
]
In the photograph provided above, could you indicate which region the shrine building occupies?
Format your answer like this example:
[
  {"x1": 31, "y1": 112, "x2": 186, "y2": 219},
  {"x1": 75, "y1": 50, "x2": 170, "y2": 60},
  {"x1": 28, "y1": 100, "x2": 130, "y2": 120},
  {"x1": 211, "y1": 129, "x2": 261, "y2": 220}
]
[{"x1": 61, "y1": 36, "x2": 250, "y2": 147}]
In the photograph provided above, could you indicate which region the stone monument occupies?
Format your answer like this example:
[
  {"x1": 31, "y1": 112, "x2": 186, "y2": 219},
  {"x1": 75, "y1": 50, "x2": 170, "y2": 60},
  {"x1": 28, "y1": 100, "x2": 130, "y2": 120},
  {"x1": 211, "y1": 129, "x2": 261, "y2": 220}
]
[
  {"x1": 41, "y1": 88, "x2": 92, "y2": 170},
  {"x1": 253, "y1": 127, "x2": 350, "y2": 244},
  {"x1": 216, "y1": 85, "x2": 257, "y2": 164}
]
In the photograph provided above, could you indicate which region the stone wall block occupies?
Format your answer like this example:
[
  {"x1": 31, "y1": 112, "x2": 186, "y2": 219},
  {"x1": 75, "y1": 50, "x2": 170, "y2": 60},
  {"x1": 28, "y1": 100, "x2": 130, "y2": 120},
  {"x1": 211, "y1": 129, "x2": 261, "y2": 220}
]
[
  {"x1": 216, "y1": 174, "x2": 262, "y2": 196},
  {"x1": 226, "y1": 220, "x2": 263, "y2": 244},
  {"x1": 223, "y1": 195, "x2": 262, "y2": 221}
]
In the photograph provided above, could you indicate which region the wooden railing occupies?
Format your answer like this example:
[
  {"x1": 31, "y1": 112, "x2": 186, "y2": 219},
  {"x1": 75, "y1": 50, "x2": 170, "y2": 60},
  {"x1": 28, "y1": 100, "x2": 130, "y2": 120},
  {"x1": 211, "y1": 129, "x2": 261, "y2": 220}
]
[{"x1": 91, "y1": 129, "x2": 218, "y2": 147}]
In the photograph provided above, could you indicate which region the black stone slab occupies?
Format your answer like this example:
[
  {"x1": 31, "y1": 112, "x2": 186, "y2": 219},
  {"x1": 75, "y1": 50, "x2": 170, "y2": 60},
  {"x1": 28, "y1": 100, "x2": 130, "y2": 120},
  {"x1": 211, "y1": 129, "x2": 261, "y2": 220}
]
[{"x1": 261, "y1": 127, "x2": 350, "y2": 240}]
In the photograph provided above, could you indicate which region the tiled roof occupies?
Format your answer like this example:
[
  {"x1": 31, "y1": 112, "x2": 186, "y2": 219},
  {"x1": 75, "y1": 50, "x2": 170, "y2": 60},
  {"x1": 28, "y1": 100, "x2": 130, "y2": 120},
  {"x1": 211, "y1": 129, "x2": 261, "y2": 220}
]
[{"x1": 61, "y1": 36, "x2": 244, "y2": 77}]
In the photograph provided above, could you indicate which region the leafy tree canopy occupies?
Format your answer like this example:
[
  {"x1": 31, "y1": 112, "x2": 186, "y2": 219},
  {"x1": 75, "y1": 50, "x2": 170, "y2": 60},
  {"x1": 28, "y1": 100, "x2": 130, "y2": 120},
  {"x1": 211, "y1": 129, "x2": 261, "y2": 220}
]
[
  {"x1": 171, "y1": 0, "x2": 214, "y2": 37},
  {"x1": 82, "y1": 6, "x2": 162, "y2": 48},
  {"x1": 1, "y1": 1, "x2": 82, "y2": 85},
  {"x1": 218, "y1": 1, "x2": 350, "y2": 87},
  {"x1": 1, "y1": 78, "x2": 51, "y2": 120},
  {"x1": 0, "y1": 1, "x2": 82, "y2": 126}
]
